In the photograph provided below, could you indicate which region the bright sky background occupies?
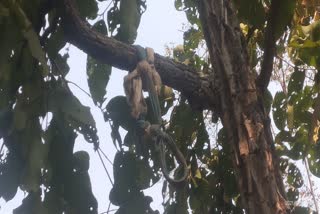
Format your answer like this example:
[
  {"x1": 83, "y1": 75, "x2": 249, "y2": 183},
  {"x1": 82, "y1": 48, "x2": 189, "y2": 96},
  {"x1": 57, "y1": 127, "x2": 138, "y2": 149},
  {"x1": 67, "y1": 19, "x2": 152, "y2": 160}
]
[{"x1": 0, "y1": 0, "x2": 187, "y2": 213}]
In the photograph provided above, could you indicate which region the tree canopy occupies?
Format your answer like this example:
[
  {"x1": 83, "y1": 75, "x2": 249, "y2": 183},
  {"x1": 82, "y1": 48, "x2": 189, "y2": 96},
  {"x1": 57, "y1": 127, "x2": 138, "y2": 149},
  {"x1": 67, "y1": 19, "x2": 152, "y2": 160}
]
[{"x1": 0, "y1": 0, "x2": 320, "y2": 213}]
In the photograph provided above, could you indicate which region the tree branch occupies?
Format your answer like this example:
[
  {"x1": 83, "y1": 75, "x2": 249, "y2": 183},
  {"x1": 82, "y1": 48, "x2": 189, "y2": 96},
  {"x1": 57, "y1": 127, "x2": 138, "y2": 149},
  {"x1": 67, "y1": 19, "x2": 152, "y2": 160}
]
[
  {"x1": 256, "y1": 0, "x2": 280, "y2": 91},
  {"x1": 57, "y1": 0, "x2": 218, "y2": 110}
]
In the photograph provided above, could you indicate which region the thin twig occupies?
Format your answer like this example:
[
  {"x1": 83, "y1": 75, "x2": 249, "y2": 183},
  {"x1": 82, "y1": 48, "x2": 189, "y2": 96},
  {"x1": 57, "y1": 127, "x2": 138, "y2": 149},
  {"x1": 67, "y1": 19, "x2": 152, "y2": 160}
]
[
  {"x1": 100, "y1": 208, "x2": 118, "y2": 214},
  {"x1": 0, "y1": 142, "x2": 4, "y2": 155},
  {"x1": 303, "y1": 158, "x2": 319, "y2": 213},
  {"x1": 98, "y1": 147, "x2": 113, "y2": 165},
  {"x1": 98, "y1": 0, "x2": 113, "y2": 17},
  {"x1": 106, "y1": 201, "x2": 112, "y2": 214},
  {"x1": 97, "y1": 149, "x2": 114, "y2": 186},
  {"x1": 276, "y1": 55, "x2": 317, "y2": 72},
  {"x1": 66, "y1": 80, "x2": 92, "y2": 98}
]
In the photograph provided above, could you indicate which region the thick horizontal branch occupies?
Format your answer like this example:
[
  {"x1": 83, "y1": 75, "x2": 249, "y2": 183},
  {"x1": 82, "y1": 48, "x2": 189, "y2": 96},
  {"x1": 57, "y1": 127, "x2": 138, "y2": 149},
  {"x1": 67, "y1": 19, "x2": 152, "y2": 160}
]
[{"x1": 58, "y1": 0, "x2": 218, "y2": 110}]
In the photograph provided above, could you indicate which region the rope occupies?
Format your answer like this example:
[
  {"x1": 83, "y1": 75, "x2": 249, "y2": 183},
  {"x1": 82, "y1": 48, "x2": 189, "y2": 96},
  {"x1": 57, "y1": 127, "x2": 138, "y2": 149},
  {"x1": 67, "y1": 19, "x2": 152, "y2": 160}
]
[{"x1": 123, "y1": 46, "x2": 189, "y2": 185}]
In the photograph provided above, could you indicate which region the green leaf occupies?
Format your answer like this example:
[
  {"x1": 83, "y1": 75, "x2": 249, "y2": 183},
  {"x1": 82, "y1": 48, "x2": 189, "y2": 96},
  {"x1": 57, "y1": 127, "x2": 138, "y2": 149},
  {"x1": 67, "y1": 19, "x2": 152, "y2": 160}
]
[
  {"x1": 275, "y1": 130, "x2": 292, "y2": 145},
  {"x1": 183, "y1": 0, "x2": 199, "y2": 25},
  {"x1": 109, "y1": 184, "x2": 140, "y2": 206},
  {"x1": 273, "y1": 0, "x2": 296, "y2": 40},
  {"x1": 51, "y1": 53, "x2": 70, "y2": 77},
  {"x1": 46, "y1": 27, "x2": 66, "y2": 59},
  {"x1": 116, "y1": 193, "x2": 157, "y2": 214},
  {"x1": 123, "y1": 131, "x2": 139, "y2": 147},
  {"x1": 44, "y1": 116, "x2": 98, "y2": 213},
  {"x1": 92, "y1": 19, "x2": 108, "y2": 35},
  {"x1": 272, "y1": 92, "x2": 287, "y2": 130},
  {"x1": 106, "y1": 96, "x2": 136, "y2": 131},
  {"x1": 291, "y1": 206, "x2": 317, "y2": 214},
  {"x1": 291, "y1": 86, "x2": 313, "y2": 128},
  {"x1": 287, "y1": 163, "x2": 303, "y2": 188},
  {"x1": 169, "y1": 102, "x2": 201, "y2": 144},
  {"x1": 223, "y1": 170, "x2": 238, "y2": 197},
  {"x1": 116, "y1": 0, "x2": 141, "y2": 43},
  {"x1": 113, "y1": 151, "x2": 153, "y2": 190},
  {"x1": 308, "y1": 142, "x2": 320, "y2": 177},
  {"x1": 288, "y1": 69, "x2": 305, "y2": 96},
  {"x1": 76, "y1": 0, "x2": 98, "y2": 19},
  {"x1": 289, "y1": 39, "x2": 320, "y2": 48},
  {"x1": 49, "y1": 85, "x2": 99, "y2": 146},
  {"x1": 287, "y1": 127, "x2": 309, "y2": 160},
  {"x1": 287, "y1": 187, "x2": 299, "y2": 202},
  {"x1": 0, "y1": 16, "x2": 23, "y2": 69},
  {"x1": 13, "y1": 192, "x2": 46, "y2": 214},
  {"x1": 0, "y1": 108, "x2": 13, "y2": 138},
  {"x1": 86, "y1": 54, "x2": 111, "y2": 105},
  {"x1": 0, "y1": 152, "x2": 23, "y2": 201},
  {"x1": 158, "y1": 86, "x2": 174, "y2": 115},
  {"x1": 21, "y1": 120, "x2": 48, "y2": 192},
  {"x1": 189, "y1": 177, "x2": 211, "y2": 211},
  {"x1": 233, "y1": 0, "x2": 265, "y2": 29},
  {"x1": 5, "y1": 0, "x2": 50, "y2": 76},
  {"x1": 184, "y1": 27, "x2": 202, "y2": 51},
  {"x1": 13, "y1": 108, "x2": 27, "y2": 130},
  {"x1": 107, "y1": 3, "x2": 120, "y2": 34},
  {"x1": 301, "y1": 20, "x2": 320, "y2": 41},
  {"x1": 194, "y1": 119, "x2": 210, "y2": 157},
  {"x1": 68, "y1": 171, "x2": 98, "y2": 213},
  {"x1": 287, "y1": 104, "x2": 294, "y2": 131},
  {"x1": 50, "y1": 88, "x2": 95, "y2": 126},
  {"x1": 43, "y1": 188, "x2": 64, "y2": 214},
  {"x1": 23, "y1": 29, "x2": 49, "y2": 76},
  {"x1": 174, "y1": 0, "x2": 183, "y2": 10},
  {"x1": 73, "y1": 151, "x2": 90, "y2": 172}
]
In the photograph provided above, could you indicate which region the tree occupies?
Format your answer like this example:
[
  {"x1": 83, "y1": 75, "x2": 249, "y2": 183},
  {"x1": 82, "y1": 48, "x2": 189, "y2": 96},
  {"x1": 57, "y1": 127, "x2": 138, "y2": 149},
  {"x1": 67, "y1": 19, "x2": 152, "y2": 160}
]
[{"x1": 0, "y1": 0, "x2": 320, "y2": 213}]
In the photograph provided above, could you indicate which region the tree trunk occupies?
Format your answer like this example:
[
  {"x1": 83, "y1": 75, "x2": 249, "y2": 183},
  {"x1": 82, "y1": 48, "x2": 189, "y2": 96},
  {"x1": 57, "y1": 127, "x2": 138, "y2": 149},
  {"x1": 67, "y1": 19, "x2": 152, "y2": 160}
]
[{"x1": 198, "y1": 1, "x2": 288, "y2": 213}]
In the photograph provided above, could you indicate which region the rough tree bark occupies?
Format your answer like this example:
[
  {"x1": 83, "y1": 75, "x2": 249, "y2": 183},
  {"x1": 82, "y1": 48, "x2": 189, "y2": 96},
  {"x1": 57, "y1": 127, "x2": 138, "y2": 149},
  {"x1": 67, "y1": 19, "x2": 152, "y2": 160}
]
[
  {"x1": 57, "y1": 0, "x2": 288, "y2": 213},
  {"x1": 199, "y1": 1, "x2": 288, "y2": 213}
]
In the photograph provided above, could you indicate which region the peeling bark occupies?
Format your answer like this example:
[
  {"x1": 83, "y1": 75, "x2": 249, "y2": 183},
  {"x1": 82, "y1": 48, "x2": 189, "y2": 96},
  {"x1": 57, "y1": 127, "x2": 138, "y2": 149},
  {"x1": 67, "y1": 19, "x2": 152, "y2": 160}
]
[{"x1": 198, "y1": 0, "x2": 288, "y2": 213}]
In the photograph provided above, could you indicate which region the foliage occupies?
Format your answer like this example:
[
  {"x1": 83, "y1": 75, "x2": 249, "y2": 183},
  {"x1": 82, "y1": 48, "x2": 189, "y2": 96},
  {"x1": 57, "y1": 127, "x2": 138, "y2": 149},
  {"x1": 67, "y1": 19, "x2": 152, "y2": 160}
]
[{"x1": 0, "y1": 0, "x2": 320, "y2": 213}]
